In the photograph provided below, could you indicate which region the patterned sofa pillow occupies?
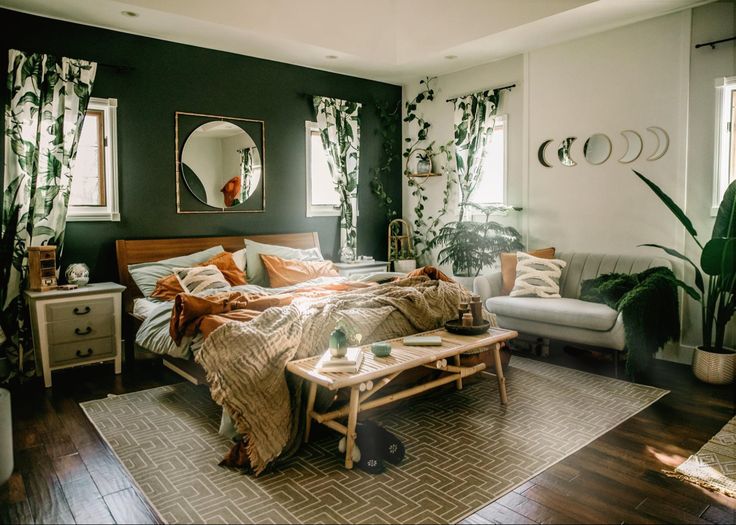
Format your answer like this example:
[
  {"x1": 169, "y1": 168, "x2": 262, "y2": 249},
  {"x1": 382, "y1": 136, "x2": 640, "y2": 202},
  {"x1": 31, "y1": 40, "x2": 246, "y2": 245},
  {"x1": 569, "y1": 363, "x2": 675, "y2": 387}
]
[
  {"x1": 510, "y1": 252, "x2": 567, "y2": 298},
  {"x1": 173, "y1": 265, "x2": 230, "y2": 294}
]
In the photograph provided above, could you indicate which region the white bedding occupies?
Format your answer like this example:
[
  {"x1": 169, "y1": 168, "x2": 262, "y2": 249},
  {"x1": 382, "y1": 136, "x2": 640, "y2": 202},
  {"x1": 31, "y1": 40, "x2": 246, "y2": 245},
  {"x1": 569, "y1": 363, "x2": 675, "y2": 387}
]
[{"x1": 133, "y1": 297, "x2": 161, "y2": 319}]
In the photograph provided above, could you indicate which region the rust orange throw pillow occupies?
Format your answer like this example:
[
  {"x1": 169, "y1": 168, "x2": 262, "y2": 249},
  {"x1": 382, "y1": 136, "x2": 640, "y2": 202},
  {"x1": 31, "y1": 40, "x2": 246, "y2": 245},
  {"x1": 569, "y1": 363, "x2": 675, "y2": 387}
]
[
  {"x1": 151, "y1": 252, "x2": 246, "y2": 300},
  {"x1": 500, "y1": 247, "x2": 556, "y2": 296},
  {"x1": 260, "y1": 254, "x2": 339, "y2": 288}
]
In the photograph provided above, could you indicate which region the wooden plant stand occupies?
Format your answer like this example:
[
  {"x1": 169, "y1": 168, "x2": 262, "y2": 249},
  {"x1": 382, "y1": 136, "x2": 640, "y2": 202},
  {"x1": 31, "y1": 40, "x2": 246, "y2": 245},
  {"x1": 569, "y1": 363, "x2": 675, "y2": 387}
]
[{"x1": 286, "y1": 327, "x2": 518, "y2": 469}]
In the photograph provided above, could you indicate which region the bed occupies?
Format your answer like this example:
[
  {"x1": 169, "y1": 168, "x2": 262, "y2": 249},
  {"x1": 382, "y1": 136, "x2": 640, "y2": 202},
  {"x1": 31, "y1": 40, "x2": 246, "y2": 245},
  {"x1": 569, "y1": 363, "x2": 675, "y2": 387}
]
[{"x1": 115, "y1": 232, "x2": 323, "y2": 383}]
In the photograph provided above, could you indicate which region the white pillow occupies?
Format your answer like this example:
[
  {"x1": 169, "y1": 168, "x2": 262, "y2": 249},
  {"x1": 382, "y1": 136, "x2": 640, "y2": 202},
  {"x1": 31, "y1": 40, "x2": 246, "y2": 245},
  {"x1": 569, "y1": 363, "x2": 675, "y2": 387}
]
[
  {"x1": 173, "y1": 265, "x2": 230, "y2": 294},
  {"x1": 510, "y1": 252, "x2": 567, "y2": 298},
  {"x1": 232, "y1": 248, "x2": 247, "y2": 273},
  {"x1": 244, "y1": 239, "x2": 323, "y2": 287}
]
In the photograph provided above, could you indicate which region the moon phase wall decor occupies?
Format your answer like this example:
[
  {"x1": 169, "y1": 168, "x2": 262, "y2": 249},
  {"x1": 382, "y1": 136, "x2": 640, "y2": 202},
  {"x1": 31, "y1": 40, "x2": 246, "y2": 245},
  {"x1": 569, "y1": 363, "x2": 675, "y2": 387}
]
[
  {"x1": 558, "y1": 137, "x2": 577, "y2": 166},
  {"x1": 619, "y1": 130, "x2": 643, "y2": 163},
  {"x1": 646, "y1": 126, "x2": 669, "y2": 161},
  {"x1": 537, "y1": 127, "x2": 669, "y2": 167},
  {"x1": 538, "y1": 139, "x2": 553, "y2": 167},
  {"x1": 583, "y1": 134, "x2": 612, "y2": 165}
]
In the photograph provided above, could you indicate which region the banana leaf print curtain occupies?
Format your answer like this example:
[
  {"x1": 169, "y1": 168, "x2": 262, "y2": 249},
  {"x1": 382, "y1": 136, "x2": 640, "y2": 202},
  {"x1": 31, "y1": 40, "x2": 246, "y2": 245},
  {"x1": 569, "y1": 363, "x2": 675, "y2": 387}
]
[
  {"x1": 312, "y1": 96, "x2": 361, "y2": 261},
  {"x1": 237, "y1": 147, "x2": 253, "y2": 205},
  {"x1": 452, "y1": 89, "x2": 499, "y2": 221},
  {"x1": 1, "y1": 49, "x2": 97, "y2": 380}
]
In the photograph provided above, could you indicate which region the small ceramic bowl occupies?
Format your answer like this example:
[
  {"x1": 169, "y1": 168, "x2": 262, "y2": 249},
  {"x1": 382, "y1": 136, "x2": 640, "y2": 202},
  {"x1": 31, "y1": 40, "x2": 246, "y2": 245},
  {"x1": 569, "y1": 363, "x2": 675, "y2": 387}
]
[{"x1": 371, "y1": 342, "x2": 392, "y2": 358}]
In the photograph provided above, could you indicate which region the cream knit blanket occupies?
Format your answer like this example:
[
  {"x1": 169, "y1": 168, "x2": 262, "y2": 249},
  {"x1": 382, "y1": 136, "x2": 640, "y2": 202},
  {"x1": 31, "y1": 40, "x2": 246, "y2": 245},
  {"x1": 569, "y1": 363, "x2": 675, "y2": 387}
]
[{"x1": 196, "y1": 276, "x2": 469, "y2": 474}]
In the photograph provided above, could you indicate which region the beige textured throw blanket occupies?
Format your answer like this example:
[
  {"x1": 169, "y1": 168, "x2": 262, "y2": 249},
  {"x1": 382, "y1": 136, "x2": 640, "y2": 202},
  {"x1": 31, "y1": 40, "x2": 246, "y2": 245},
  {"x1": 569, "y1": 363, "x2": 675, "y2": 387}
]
[{"x1": 195, "y1": 275, "x2": 469, "y2": 474}]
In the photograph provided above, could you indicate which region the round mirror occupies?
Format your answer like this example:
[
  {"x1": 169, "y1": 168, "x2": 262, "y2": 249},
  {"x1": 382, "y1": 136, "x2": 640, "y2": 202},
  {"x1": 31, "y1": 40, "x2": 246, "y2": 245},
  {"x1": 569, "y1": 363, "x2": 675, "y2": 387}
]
[
  {"x1": 181, "y1": 121, "x2": 262, "y2": 208},
  {"x1": 583, "y1": 133, "x2": 612, "y2": 165}
]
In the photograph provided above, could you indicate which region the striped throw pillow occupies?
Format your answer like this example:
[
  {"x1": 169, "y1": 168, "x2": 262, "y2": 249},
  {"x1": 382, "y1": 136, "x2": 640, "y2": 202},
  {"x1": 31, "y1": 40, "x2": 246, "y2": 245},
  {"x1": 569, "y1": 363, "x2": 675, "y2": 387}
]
[
  {"x1": 173, "y1": 265, "x2": 230, "y2": 294},
  {"x1": 510, "y1": 252, "x2": 567, "y2": 298}
]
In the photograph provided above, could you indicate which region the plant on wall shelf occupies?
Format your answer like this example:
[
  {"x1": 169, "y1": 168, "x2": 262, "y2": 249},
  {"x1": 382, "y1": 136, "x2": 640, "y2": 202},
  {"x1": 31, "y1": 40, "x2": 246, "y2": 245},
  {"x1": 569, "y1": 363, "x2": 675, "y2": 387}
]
[
  {"x1": 635, "y1": 170, "x2": 736, "y2": 384},
  {"x1": 403, "y1": 77, "x2": 457, "y2": 260},
  {"x1": 430, "y1": 203, "x2": 523, "y2": 277}
]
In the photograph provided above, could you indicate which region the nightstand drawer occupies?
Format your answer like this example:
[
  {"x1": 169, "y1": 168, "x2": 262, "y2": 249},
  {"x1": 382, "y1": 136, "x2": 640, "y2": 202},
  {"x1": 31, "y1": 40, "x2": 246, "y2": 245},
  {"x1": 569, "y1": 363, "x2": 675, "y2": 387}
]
[
  {"x1": 46, "y1": 297, "x2": 113, "y2": 321},
  {"x1": 47, "y1": 315, "x2": 113, "y2": 344},
  {"x1": 49, "y1": 337, "x2": 115, "y2": 366}
]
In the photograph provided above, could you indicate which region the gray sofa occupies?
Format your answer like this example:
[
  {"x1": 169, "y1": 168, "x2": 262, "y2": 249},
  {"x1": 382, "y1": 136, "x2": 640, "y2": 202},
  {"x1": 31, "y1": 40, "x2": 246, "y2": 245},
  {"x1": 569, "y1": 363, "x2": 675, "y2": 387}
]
[{"x1": 473, "y1": 253, "x2": 671, "y2": 367}]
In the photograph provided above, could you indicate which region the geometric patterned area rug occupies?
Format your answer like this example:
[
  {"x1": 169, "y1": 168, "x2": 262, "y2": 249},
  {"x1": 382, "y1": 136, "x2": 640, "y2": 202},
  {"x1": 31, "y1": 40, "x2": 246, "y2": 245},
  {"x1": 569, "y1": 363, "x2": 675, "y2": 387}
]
[
  {"x1": 80, "y1": 357, "x2": 668, "y2": 524},
  {"x1": 669, "y1": 415, "x2": 736, "y2": 499}
]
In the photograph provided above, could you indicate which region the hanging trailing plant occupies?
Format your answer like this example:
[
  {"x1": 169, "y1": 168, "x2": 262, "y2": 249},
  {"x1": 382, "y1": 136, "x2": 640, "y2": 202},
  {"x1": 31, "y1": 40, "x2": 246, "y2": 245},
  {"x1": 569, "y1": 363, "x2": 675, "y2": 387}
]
[
  {"x1": 369, "y1": 99, "x2": 401, "y2": 221},
  {"x1": 403, "y1": 77, "x2": 457, "y2": 259}
]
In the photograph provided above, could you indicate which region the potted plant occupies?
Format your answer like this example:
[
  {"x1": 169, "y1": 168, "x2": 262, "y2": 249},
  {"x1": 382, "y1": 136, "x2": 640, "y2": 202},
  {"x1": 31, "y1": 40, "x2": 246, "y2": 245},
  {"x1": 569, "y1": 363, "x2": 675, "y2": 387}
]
[
  {"x1": 430, "y1": 203, "x2": 523, "y2": 288},
  {"x1": 394, "y1": 245, "x2": 417, "y2": 273},
  {"x1": 635, "y1": 171, "x2": 736, "y2": 384}
]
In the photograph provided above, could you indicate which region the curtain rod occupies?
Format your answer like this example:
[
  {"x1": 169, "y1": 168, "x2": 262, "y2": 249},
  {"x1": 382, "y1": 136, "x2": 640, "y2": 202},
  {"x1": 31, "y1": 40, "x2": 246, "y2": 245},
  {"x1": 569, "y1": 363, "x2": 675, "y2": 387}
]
[
  {"x1": 695, "y1": 36, "x2": 736, "y2": 49},
  {"x1": 446, "y1": 83, "x2": 516, "y2": 103}
]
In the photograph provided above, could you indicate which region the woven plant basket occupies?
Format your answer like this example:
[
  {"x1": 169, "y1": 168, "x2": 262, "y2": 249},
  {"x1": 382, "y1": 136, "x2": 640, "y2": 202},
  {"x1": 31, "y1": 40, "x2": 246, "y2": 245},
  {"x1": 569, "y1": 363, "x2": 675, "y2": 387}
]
[{"x1": 692, "y1": 346, "x2": 736, "y2": 385}]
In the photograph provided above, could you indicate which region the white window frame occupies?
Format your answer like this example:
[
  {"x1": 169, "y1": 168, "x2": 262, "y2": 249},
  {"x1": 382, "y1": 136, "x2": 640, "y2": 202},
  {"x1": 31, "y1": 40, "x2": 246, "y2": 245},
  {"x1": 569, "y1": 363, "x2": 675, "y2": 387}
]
[
  {"x1": 469, "y1": 114, "x2": 508, "y2": 210},
  {"x1": 67, "y1": 97, "x2": 120, "y2": 222},
  {"x1": 305, "y1": 120, "x2": 340, "y2": 217},
  {"x1": 713, "y1": 76, "x2": 736, "y2": 216}
]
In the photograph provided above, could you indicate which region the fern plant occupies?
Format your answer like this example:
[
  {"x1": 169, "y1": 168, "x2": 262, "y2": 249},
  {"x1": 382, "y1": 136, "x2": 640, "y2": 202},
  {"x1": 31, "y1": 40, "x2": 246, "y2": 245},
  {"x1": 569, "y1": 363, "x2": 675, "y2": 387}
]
[{"x1": 430, "y1": 203, "x2": 523, "y2": 277}]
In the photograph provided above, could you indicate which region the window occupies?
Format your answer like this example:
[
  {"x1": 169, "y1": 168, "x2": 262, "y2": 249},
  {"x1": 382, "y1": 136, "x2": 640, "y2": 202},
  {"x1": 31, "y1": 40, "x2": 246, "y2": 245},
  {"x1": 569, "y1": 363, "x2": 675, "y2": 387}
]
[
  {"x1": 305, "y1": 121, "x2": 340, "y2": 217},
  {"x1": 714, "y1": 77, "x2": 736, "y2": 214},
  {"x1": 68, "y1": 97, "x2": 119, "y2": 221},
  {"x1": 468, "y1": 114, "x2": 507, "y2": 205}
]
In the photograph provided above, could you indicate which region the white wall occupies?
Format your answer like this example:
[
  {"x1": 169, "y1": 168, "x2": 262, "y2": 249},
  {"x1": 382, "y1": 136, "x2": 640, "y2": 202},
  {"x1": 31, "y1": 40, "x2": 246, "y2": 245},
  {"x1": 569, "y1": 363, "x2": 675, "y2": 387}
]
[{"x1": 402, "y1": 4, "x2": 735, "y2": 360}]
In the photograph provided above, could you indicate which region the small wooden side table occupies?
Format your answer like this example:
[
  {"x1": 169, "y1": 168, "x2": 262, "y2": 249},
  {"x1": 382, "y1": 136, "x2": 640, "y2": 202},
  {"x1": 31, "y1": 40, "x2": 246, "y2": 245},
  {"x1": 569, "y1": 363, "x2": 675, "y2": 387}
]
[{"x1": 25, "y1": 282, "x2": 125, "y2": 388}]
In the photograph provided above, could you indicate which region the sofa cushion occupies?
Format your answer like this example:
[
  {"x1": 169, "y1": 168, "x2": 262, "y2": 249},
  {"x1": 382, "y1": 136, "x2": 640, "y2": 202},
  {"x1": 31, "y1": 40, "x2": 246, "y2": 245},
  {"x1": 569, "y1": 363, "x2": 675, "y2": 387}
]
[{"x1": 486, "y1": 296, "x2": 619, "y2": 332}]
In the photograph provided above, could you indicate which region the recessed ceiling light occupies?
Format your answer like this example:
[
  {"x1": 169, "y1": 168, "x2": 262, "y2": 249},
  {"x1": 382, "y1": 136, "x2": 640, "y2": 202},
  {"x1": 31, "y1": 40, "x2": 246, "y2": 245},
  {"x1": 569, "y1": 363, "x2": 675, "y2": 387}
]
[
  {"x1": 325, "y1": 55, "x2": 338, "y2": 60},
  {"x1": 444, "y1": 55, "x2": 458, "y2": 60},
  {"x1": 121, "y1": 10, "x2": 139, "y2": 17}
]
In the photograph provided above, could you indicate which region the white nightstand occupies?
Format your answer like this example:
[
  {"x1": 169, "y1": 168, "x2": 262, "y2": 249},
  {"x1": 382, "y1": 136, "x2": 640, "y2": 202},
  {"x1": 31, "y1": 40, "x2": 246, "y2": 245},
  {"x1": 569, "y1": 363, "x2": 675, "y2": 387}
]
[
  {"x1": 333, "y1": 260, "x2": 389, "y2": 277},
  {"x1": 25, "y1": 282, "x2": 125, "y2": 388}
]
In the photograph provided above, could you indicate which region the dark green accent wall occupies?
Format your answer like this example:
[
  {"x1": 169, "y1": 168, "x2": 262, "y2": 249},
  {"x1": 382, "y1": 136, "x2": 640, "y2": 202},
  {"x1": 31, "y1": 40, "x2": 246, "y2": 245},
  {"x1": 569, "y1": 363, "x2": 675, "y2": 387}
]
[{"x1": 0, "y1": 9, "x2": 402, "y2": 282}]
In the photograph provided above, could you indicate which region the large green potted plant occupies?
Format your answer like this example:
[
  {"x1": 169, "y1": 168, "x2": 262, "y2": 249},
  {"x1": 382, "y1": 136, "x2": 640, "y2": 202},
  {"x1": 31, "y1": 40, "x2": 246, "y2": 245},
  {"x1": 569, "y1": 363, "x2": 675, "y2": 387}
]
[
  {"x1": 430, "y1": 203, "x2": 523, "y2": 288},
  {"x1": 635, "y1": 171, "x2": 736, "y2": 384}
]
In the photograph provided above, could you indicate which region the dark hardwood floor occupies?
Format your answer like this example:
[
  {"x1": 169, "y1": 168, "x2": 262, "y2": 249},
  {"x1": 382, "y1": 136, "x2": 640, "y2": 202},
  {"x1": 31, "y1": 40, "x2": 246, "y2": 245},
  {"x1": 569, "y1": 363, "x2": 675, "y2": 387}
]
[{"x1": 1, "y1": 345, "x2": 734, "y2": 525}]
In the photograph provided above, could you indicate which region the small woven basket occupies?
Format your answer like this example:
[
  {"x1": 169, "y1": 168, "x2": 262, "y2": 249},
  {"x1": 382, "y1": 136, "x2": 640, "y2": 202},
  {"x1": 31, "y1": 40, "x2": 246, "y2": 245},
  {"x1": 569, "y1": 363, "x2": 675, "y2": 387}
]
[{"x1": 692, "y1": 347, "x2": 736, "y2": 385}]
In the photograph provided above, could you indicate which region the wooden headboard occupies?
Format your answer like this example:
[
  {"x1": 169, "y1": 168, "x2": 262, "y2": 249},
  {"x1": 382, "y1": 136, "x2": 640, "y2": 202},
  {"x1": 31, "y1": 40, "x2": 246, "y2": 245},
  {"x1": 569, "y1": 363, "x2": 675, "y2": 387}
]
[{"x1": 115, "y1": 232, "x2": 321, "y2": 312}]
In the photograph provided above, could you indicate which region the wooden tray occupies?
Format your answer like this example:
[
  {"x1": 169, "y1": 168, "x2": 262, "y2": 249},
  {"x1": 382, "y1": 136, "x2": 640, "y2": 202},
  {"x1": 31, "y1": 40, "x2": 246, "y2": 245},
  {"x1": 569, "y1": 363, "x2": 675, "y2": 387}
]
[{"x1": 444, "y1": 319, "x2": 491, "y2": 336}]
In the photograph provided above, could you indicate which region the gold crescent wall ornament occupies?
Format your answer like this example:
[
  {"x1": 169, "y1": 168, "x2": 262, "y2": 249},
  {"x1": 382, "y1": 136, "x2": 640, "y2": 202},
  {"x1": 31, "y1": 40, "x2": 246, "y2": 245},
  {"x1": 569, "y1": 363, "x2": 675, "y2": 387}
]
[
  {"x1": 646, "y1": 126, "x2": 669, "y2": 161},
  {"x1": 558, "y1": 137, "x2": 577, "y2": 166},
  {"x1": 538, "y1": 139, "x2": 553, "y2": 167},
  {"x1": 618, "y1": 130, "x2": 643, "y2": 163}
]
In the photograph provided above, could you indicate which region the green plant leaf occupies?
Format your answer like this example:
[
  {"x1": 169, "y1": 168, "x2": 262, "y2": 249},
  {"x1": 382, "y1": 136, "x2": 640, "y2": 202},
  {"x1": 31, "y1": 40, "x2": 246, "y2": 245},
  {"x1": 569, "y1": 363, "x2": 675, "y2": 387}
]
[
  {"x1": 701, "y1": 237, "x2": 736, "y2": 278},
  {"x1": 712, "y1": 179, "x2": 736, "y2": 239},
  {"x1": 634, "y1": 170, "x2": 699, "y2": 241},
  {"x1": 638, "y1": 243, "x2": 705, "y2": 293}
]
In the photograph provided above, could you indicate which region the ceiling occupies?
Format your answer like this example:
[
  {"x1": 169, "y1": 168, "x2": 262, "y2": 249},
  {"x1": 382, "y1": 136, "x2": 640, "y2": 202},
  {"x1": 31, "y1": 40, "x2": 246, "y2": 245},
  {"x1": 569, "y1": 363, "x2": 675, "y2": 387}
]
[{"x1": 0, "y1": 0, "x2": 712, "y2": 84}]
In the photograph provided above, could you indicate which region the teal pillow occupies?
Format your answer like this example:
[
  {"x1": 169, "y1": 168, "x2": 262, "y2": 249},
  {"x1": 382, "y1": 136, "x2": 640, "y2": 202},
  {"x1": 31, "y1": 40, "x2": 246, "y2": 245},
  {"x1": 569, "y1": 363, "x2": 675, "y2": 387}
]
[
  {"x1": 245, "y1": 239, "x2": 323, "y2": 287},
  {"x1": 128, "y1": 245, "x2": 224, "y2": 297}
]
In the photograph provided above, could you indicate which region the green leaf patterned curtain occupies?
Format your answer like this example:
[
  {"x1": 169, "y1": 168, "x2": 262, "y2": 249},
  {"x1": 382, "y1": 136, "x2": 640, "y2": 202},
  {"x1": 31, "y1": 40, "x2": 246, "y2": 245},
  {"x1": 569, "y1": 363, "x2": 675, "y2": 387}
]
[
  {"x1": 312, "y1": 96, "x2": 361, "y2": 261},
  {"x1": 1, "y1": 49, "x2": 97, "y2": 380},
  {"x1": 453, "y1": 89, "x2": 499, "y2": 221},
  {"x1": 236, "y1": 147, "x2": 253, "y2": 206}
]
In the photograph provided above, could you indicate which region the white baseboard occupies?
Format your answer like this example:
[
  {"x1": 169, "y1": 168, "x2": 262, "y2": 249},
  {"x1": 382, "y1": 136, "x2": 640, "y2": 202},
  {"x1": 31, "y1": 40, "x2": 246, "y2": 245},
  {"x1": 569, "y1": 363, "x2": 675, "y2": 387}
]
[{"x1": 655, "y1": 342, "x2": 694, "y2": 365}]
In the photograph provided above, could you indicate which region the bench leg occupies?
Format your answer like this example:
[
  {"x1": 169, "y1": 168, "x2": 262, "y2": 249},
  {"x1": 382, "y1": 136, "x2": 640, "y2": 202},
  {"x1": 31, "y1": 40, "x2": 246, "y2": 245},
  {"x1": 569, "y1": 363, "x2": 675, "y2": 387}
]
[
  {"x1": 304, "y1": 382, "x2": 317, "y2": 443},
  {"x1": 345, "y1": 386, "x2": 361, "y2": 469},
  {"x1": 453, "y1": 354, "x2": 463, "y2": 390},
  {"x1": 493, "y1": 344, "x2": 508, "y2": 404}
]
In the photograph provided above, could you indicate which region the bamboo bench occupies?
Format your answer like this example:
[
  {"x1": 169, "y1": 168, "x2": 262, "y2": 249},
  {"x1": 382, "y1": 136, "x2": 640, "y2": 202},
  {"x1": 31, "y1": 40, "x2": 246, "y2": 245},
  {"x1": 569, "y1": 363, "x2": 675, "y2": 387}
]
[{"x1": 286, "y1": 326, "x2": 518, "y2": 469}]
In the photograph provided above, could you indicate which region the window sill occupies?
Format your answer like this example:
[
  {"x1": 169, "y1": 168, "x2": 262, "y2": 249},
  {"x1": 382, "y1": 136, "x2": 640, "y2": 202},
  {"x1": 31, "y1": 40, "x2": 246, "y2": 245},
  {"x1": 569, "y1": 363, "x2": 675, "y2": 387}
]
[
  {"x1": 67, "y1": 211, "x2": 120, "y2": 222},
  {"x1": 306, "y1": 207, "x2": 340, "y2": 218}
]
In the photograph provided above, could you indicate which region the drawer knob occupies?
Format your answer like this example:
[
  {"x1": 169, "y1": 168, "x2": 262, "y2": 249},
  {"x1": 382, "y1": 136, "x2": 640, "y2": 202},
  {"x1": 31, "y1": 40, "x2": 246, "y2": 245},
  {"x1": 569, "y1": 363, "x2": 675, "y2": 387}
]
[
  {"x1": 75, "y1": 326, "x2": 92, "y2": 336},
  {"x1": 73, "y1": 306, "x2": 91, "y2": 315},
  {"x1": 75, "y1": 348, "x2": 94, "y2": 358}
]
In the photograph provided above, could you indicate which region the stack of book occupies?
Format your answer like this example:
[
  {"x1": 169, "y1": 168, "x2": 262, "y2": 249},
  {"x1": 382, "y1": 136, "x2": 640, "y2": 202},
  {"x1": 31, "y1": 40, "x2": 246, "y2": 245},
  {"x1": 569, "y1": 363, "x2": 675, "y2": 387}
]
[{"x1": 316, "y1": 347, "x2": 364, "y2": 373}]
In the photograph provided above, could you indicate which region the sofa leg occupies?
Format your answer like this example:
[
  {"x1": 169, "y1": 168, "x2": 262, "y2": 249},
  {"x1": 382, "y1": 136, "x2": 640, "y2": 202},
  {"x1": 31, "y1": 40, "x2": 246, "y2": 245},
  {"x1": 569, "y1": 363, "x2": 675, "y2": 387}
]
[{"x1": 538, "y1": 337, "x2": 550, "y2": 358}]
